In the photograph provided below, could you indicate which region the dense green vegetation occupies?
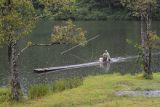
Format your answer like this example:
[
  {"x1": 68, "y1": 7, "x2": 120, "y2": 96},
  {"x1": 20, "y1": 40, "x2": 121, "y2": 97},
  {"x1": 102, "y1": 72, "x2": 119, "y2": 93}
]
[
  {"x1": 1, "y1": 73, "x2": 160, "y2": 107},
  {"x1": 33, "y1": 0, "x2": 160, "y2": 20},
  {"x1": 28, "y1": 78, "x2": 83, "y2": 99},
  {"x1": 0, "y1": 88, "x2": 10, "y2": 103}
]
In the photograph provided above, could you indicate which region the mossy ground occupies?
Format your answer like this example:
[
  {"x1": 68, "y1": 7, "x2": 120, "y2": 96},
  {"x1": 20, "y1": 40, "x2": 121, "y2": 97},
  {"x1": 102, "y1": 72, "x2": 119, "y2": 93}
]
[{"x1": 1, "y1": 73, "x2": 160, "y2": 107}]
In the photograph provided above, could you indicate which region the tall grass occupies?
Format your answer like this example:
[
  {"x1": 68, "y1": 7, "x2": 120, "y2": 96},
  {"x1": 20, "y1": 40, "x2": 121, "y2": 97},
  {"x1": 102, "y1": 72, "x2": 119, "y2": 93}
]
[
  {"x1": 52, "y1": 78, "x2": 83, "y2": 92},
  {"x1": 28, "y1": 84, "x2": 49, "y2": 99},
  {"x1": 28, "y1": 77, "x2": 83, "y2": 99},
  {"x1": 0, "y1": 87, "x2": 10, "y2": 103}
]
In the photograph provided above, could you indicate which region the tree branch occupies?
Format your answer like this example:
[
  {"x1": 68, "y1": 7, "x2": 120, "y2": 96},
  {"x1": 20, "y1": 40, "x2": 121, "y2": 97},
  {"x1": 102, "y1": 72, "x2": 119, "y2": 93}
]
[
  {"x1": 31, "y1": 42, "x2": 62, "y2": 46},
  {"x1": 15, "y1": 42, "x2": 64, "y2": 61}
]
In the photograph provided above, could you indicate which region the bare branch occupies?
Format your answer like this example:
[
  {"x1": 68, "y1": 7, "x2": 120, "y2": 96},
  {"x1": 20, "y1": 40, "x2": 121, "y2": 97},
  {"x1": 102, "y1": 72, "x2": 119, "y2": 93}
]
[
  {"x1": 15, "y1": 42, "x2": 64, "y2": 61},
  {"x1": 31, "y1": 42, "x2": 62, "y2": 46}
]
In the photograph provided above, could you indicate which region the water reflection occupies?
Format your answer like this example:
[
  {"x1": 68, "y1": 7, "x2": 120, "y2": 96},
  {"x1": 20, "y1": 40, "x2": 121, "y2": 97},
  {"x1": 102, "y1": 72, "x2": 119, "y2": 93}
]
[{"x1": 100, "y1": 62, "x2": 111, "y2": 72}]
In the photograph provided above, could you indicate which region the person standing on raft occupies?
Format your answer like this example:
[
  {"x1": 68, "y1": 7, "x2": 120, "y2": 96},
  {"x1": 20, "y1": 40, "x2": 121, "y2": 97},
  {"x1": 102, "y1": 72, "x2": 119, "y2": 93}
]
[
  {"x1": 99, "y1": 50, "x2": 111, "y2": 72},
  {"x1": 99, "y1": 50, "x2": 111, "y2": 63}
]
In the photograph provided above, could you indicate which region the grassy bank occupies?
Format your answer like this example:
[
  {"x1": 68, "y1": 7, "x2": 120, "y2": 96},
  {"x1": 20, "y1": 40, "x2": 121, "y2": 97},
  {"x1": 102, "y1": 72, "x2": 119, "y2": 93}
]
[{"x1": 1, "y1": 73, "x2": 160, "y2": 107}]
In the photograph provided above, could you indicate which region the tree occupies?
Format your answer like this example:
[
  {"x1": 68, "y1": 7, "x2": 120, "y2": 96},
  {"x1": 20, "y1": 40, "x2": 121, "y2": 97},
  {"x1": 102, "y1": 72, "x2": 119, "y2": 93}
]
[
  {"x1": 121, "y1": 0, "x2": 157, "y2": 79},
  {"x1": 40, "y1": 0, "x2": 77, "y2": 19},
  {"x1": 0, "y1": 0, "x2": 86, "y2": 101},
  {"x1": 0, "y1": 0, "x2": 37, "y2": 101},
  {"x1": 51, "y1": 20, "x2": 86, "y2": 44}
]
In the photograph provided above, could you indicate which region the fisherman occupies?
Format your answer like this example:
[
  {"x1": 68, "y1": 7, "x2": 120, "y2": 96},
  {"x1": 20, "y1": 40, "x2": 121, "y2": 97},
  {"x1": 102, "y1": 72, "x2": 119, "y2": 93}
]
[
  {"x1": 99, "y1": 50, "x2": 111, "y2": 63},
  {"x1": 99, "y1": 50, "x2": 111, "y2": 72},
  {"x1": 102, "y1": 50, "x2": 111, "y2": 63}
]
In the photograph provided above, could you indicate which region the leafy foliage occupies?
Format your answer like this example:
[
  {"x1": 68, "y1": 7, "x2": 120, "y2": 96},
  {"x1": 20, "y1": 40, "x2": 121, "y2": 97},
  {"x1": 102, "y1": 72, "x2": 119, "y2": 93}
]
[
  {"x1": 121, "y1": 0, "x2": 157, "y2": 17},
  {"x1": 147, "y1": 31, "x2": 160, "y2": 48},
  {"x1": 126, "y1": 32, "x2": 160, "y2": 73},
  {"x1": 126, "y1": 32, "x2": 160, "y2": 50},
  {"x1": 40, "y1": 0, "x2": 77, "y2": 19},
  {"x1": 0, "y1": 0, "x2": 37, "y2": 45},
  {"x1": 51, "y1": 20, "x2": 87, "y2": 45}
]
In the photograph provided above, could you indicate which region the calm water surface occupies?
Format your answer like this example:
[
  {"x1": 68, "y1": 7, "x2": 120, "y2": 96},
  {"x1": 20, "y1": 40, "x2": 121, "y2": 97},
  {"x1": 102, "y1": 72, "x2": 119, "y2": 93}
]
[{"x1": 0, "y1": 20, "x2": 160, "y2": 93}]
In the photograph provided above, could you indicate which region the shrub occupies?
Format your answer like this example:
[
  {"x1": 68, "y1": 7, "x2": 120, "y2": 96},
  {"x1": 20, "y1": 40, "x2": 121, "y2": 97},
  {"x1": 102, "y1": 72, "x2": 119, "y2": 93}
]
[
  {"x1": 53, "y1": 80, "x2": 66, "y2": 92},
  {"x1": 28, "y1": 77, "x2": 83, "y2": 99},
  {"x1": 0, "y1": 87, "x2": 10, "y2": 103},
  {"x1": 66, "y1": 78, "x2": 83, "y2": 89},
  {"x1": 51, "y1": 78, "x2": 83, "y2": 92},
  {"x1": 143, "y1": 72, "x2": 153, "y2": 79},
  {"x1": 28, "y1": 84, "x2": 49, "y2": 99}
]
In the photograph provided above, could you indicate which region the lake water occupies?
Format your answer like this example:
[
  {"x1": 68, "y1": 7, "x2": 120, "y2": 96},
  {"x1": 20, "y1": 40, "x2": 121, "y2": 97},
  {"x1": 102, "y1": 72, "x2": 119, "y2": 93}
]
[{"x1": 0, "y1": 20, "x2": 160, "y2": 93}]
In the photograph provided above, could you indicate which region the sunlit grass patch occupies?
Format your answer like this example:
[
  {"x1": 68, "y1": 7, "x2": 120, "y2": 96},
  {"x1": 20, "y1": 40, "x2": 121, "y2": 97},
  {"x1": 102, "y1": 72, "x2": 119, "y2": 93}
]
[{"x1": 0, "y1": 87, "x2": 10, "y2": 103}]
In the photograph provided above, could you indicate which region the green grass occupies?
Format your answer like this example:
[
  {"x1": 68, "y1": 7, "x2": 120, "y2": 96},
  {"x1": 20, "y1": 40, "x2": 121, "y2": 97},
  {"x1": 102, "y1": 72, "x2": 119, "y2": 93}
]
[
  {"x1": 28, "y1": 78, "x2": 83, "y2": 99},
  {"x1": 1, "y1": 73, "x2": 160, "y2": 107},
  {"x1": 28, "y1": 84, "x2": 49, "y2": 99},
  {"x1": 0, "y1": 87, "x2": 10, "y2": 103},
  {"x1": 52, "y1": 78, "x2": 83, "y2": 92}
]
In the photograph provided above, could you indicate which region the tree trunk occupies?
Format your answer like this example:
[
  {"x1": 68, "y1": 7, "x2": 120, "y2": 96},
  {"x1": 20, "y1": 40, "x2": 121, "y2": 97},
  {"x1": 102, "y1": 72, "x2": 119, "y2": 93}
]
[
  {"x1": 145, "y1": 3, "x2": 152, "y2": 78},
  {"x1": 143, "y1": 46, "x2": 151, "y2": 78},
  {"x1": 10, "y1": 42, "x2": 20, "y2": 101},
  {"x1": 141, "y1": 3, "x2": 152, "y2": 79},
  {"x1": 6, "y1": 0, "x2": 12, "y2": 66},
  {"x1": 141, "y1": 14, "x2": 149, "y2": 78},
  {"x1": 141, "y1": 14, "x2": 145, "y2": 49},
  {"x1": 8, "y1": 44, "x2": 12, "y2": 65},
  {"x1": 148, "y1": 47, "x2": 152, "y2": 73}
]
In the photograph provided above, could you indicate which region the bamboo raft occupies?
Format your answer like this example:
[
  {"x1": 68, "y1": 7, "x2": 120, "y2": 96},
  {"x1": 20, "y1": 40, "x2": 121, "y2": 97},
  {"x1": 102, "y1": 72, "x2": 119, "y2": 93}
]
[
  {"x1": 34, "y1": 61, "x2": 100, "y2": 73},
  {"x1": 33, "y1": 57, "x2": 130, "y2": 73}
]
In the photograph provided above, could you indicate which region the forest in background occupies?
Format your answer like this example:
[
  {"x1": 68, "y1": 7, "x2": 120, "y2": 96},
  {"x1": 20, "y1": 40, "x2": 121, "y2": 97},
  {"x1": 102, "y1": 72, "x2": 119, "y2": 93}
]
[{"x1": 32, "y1": 0, "x2": 160, "y2": 20}]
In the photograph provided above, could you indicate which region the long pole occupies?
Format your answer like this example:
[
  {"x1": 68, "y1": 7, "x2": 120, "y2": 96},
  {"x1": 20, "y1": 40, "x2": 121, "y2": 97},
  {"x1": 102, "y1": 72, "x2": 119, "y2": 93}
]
[{"x1": 61, "y1": 34, "x2": 100, "y2": 55}]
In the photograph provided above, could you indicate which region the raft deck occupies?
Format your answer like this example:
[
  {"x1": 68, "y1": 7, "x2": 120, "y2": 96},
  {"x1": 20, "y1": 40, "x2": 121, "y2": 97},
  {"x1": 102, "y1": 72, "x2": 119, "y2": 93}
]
[
  {"x1": 34, "y1": 61, "x2": 100, "y2": 73},
  {"x1": 33, "y1": 57, "x2": 128, "y2": 73}
]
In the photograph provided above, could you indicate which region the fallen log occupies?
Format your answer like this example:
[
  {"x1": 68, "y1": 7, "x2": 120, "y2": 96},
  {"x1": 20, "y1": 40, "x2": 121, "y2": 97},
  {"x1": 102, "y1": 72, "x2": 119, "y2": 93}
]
[
  {"x1": 34, "y1": 61, "x2": 100, "y2": 73},
  {"x1": 33, "y1": 57, "x2": 131, "y2": 73}
]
